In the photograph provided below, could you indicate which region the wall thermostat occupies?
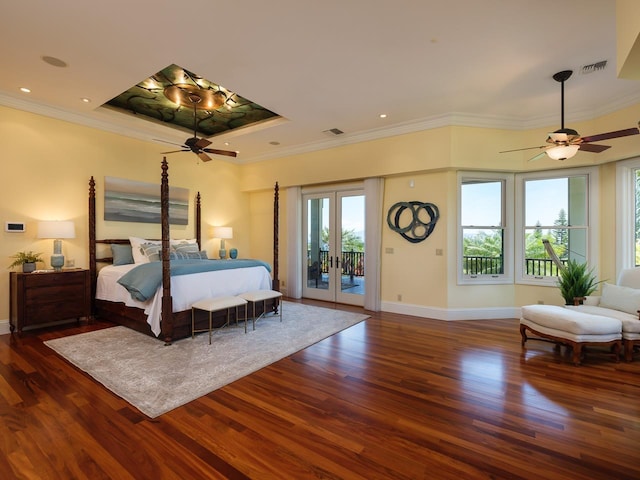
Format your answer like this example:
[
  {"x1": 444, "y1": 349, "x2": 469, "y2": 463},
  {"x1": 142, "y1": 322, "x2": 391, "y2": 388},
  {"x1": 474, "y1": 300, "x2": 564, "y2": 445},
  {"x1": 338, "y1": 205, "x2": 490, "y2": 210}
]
[{"x1": 5, "y1": 221, "x2": 25, "y2": 233}]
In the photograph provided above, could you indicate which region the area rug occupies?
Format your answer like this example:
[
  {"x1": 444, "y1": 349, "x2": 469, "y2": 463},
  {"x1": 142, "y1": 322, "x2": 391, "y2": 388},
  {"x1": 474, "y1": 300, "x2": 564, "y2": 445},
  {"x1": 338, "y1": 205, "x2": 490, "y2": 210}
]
[{"x1": 44, "y1": 302, "x2": 368, "y2": 418}]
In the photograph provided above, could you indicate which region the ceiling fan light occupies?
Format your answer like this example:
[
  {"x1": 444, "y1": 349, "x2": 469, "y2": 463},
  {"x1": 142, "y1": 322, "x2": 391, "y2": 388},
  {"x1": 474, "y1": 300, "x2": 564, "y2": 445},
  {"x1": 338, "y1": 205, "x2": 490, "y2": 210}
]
[
  {"x1": 164, "y1": 85, "x2": 227, "y2": 110},
  {"x1": 546, "y1": 144, "x2": 579, "y2": 160}
]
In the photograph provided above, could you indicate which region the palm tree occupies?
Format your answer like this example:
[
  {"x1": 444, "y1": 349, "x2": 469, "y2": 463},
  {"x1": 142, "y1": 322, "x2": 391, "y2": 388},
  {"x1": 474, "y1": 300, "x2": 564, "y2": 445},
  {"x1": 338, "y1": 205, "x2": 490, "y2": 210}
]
[{"x1": 462, "y1": 231, "x2": 503, "y2": 274}]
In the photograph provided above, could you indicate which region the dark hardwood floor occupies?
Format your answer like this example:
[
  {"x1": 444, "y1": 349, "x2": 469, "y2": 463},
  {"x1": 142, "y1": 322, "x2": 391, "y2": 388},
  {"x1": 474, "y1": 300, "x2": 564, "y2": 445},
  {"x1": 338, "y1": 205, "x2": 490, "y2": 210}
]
[{"x1": 2, "y1": 299, "x2": 640, "y2": 479}]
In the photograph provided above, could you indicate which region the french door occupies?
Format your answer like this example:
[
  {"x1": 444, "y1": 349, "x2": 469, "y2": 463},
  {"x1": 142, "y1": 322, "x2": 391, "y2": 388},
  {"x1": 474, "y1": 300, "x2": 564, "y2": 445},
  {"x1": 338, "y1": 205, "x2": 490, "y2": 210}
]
[{"x1": 302, "y1": 188, "x2": 365, "y2": 306}]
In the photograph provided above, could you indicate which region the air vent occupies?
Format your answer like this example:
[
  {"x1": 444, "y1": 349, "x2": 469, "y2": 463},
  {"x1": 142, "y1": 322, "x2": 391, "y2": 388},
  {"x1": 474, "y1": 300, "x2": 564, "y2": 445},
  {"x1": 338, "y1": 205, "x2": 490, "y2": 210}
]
[
  {"x1": 323, "y1": 128, "x2": 344, "y2": 136},
  {"x1": 581, "y1": 60, "x2": 607, "y2": 74}
]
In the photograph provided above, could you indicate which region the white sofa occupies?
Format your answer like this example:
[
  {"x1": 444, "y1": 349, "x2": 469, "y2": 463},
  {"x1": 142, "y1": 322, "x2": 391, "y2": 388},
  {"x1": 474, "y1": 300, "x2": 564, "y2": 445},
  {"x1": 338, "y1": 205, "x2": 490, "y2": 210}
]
[{"x1": 567, "y1": 267, "x2": 640, "y2": 361}]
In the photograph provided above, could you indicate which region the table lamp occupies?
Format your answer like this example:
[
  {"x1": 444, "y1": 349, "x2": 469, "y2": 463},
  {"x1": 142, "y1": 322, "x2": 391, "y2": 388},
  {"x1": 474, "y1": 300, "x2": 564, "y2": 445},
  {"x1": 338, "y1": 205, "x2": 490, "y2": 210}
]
[
  {"x1": 37, "y1": 220, "x2": 76, "y2": 271},
  {"x1": 212, "y1": 226, "x2": 233, "y2": 259}
]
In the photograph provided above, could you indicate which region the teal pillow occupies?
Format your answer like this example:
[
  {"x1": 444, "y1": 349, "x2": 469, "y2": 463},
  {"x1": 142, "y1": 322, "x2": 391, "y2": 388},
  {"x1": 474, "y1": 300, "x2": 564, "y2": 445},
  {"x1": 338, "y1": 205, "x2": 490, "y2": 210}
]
[{"x1": 111, "y1": 244, "x2": 134, "y2": 266}]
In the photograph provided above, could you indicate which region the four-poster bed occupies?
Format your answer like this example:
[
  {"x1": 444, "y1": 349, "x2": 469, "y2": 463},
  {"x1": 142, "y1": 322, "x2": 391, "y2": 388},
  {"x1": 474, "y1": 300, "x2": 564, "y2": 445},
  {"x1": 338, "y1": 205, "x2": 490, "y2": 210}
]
[{"x1": 88, "y1": 158, "x2": 280, "y2": 343}]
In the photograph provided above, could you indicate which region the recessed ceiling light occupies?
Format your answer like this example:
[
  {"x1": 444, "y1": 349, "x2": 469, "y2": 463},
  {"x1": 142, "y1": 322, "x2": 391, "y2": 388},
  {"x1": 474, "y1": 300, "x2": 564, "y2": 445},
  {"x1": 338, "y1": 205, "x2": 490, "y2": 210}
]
[
  {"x1": 41, "y1": 55, "x2": 68, "y2": 68},
  {"x1": 224, "y1": 142, "x2": 230, "y2": 146},
  {"x1": 20, "y1": 87, "x2": 31, "y2": 93},
  {"x1": 81, "y1": 97, "x2": 91, "y2": 103},
  {"x1": 379, "y1": 114, "x2": 387, "y2": 118}
]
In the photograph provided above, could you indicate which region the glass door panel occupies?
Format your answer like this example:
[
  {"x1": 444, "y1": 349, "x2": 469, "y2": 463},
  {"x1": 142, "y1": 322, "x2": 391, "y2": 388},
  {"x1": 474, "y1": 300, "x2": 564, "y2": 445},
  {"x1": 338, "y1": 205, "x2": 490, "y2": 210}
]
[
  {"x1": 303, "y1": 194, "x2": 334, "y2": 301},
  {"x1": 302, "y1": 190, "x2": 365, "y2": 306},
  {"x1": 337, "y1": 192, "x2": 365, "y2": 305}
]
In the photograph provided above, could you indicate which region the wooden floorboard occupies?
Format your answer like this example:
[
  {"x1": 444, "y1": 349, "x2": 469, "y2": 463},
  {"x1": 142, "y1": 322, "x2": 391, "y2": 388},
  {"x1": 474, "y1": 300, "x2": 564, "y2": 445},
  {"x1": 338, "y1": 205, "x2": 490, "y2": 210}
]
[{"x1": 2, "y1": 299, "x2": 640, "y2": 479}]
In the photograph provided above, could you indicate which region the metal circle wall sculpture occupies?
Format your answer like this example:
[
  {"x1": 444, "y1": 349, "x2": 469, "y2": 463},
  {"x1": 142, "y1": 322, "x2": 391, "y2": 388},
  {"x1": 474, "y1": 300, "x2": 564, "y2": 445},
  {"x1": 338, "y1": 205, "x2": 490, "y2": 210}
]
[{"x1": 387, "y1": 201, "x2": 440, "y2": 243}]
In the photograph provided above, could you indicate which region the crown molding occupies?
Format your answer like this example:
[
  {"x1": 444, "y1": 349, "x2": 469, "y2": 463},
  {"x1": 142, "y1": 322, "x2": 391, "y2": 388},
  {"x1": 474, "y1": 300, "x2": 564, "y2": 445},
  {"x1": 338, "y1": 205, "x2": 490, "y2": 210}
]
[{"x1": 3, "y1": 89, "x2": 640, "y2": 165}]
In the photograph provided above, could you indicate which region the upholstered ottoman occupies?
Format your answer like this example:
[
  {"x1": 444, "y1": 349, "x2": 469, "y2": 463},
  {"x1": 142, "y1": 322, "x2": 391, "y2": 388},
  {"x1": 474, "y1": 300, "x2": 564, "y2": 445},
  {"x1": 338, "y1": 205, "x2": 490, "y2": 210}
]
[
  {"x1": 567, "y1": 303, "x2": 640, "y2": 362},
  {"x1": 238, "y1": 290, "x2": 283, "y2": 330},
  {"x1": 520, "y1": 305, "x2": 622, "y2": 365}
]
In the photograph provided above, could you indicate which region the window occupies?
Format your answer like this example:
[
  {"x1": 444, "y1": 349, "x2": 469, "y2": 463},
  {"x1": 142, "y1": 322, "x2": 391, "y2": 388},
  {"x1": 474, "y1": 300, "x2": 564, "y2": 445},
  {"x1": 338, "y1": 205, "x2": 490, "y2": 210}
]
[
  {"x1": 515, "y1": 168, "x2": 598, "y2": 285},
  {"x1": 615, "y1": 157, "x2": 640, "y2": 270},
  {"x1": 458, "y1": 173, "x2": 513, "y2": 284}
]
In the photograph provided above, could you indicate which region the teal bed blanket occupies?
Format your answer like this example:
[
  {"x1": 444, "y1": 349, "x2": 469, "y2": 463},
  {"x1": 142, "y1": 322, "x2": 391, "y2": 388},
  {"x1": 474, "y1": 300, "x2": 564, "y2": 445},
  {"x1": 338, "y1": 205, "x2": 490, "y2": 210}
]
[{"x1": 117, "y1": 259, "x2": 272, "y2": 302}]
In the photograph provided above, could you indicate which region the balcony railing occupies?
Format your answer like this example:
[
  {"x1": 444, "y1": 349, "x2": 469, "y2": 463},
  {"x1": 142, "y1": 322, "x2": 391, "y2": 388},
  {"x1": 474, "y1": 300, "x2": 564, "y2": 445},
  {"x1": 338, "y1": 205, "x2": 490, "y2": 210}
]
[
  {"x1": 308, "y1": 250, "x2": 365, "y2": 278},
  {"x1": 307, "y1": 252, "x2": 566, "y2": 278},
  {"x1": 462, "y1": 255, "x2": 567, "y2": 276}
]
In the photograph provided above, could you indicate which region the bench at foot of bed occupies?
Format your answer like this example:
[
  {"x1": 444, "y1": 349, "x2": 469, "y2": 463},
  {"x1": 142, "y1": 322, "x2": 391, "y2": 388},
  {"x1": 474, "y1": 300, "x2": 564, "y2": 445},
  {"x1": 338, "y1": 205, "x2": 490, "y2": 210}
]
[{"x1": 191, "y1": 296, "x2": 248, "y2": 344}]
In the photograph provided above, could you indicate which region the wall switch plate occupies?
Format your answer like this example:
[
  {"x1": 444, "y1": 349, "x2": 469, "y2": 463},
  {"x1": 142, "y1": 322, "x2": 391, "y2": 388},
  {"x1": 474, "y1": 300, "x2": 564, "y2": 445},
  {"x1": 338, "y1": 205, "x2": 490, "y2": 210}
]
[{"x1": 5, "y1": 221, "x2": 25, "y2": 232}]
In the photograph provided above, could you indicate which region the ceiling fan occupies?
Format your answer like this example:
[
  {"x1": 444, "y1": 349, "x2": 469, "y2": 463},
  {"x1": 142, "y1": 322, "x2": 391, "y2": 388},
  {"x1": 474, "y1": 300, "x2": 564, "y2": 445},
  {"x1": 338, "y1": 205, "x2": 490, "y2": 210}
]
[
  {"x1": 500, "y1": 70, "x2": 639, "y2": 161},
  {"x1": 160, "y1": 84, "x2": 237, "y2": 161}
]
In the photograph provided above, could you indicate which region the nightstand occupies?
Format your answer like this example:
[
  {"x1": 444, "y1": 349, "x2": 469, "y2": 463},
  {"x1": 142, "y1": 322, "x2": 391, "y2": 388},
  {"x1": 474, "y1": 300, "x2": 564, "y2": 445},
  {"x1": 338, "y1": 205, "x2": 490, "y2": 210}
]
[{"x1": 9, "y1": 269, "x2": 91, "y2": 333}]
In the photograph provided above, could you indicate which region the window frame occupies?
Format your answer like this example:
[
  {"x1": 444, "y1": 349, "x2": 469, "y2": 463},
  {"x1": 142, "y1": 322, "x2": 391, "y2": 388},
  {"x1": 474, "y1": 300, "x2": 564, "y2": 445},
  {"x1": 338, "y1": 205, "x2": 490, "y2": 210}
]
[
  {"x1": 515, "y1": 166, "x2": 599, "y2": 286},
  {"x1": 457, "y1": 171, "x2": 514, "y2": 285}
]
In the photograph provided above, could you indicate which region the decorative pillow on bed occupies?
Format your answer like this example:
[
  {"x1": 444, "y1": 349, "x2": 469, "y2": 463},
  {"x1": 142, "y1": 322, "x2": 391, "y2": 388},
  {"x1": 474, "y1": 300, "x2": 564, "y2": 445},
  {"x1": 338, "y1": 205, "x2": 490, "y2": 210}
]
[
  {"x1": 172, "y1": 242, "x2": 200, "y2": 255},
  {"x1": 599, "y1": 282, "x2": 640, "y2": 315},
  {"x1": 129, "y1": 237, "x2": 160, "y2": 264},
  {"x1": 170, "y1": 238, "x2": 199, "y2": 249},
  {"x1": 110, "y1": 244, "x2": 134, "y2": 266},
  {"x1": 139, "y1": 242, "x2": 163, "y2": 262},
  {"x1": 169, "y1": 250, "x2": 209, "y2": 260}
]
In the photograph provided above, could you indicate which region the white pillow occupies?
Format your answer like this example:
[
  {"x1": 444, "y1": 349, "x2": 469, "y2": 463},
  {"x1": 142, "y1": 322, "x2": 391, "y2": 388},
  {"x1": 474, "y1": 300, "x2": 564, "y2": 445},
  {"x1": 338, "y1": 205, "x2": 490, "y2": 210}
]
[
  {"x1": 170, "y1": 238, "x2": 198, "y2": 247},
  {"x1": 599, "y1": 282, "x2": 640, "y2": 315},
  {"x1": 129, "y1": 236, "x2": 161, "y2": 264}
]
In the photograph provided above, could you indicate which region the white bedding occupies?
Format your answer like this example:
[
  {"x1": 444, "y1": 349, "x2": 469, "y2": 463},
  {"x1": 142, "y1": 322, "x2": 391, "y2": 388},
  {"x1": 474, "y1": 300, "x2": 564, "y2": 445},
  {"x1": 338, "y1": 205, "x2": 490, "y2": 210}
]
[{"x1": 96, "y1": 264, "x2": 272, "y2": 336}]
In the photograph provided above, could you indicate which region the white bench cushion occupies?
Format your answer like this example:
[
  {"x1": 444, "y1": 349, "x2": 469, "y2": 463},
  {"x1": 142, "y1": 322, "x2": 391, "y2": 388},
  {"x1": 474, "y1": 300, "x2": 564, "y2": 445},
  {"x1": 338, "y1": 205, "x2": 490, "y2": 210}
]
[
  {"x1": 239, "y1": 290, "x2": 282, "y2": 303},
  {"x1": 192, "y1": 296, "x2": 247, "y2": 311},
  {"x1": 566, "y1": 305, "x2": 640, "y2": 335},
  {"x1": 521, "y1": 305, "x2": 621, "y2": 339}
]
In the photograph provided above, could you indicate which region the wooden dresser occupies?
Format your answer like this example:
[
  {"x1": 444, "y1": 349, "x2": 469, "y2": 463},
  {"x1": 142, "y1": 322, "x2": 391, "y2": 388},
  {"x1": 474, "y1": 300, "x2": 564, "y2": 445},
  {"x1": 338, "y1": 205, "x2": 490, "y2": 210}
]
[{"x1": 9, "y1": 269, "x2": 91, "y2": 333}]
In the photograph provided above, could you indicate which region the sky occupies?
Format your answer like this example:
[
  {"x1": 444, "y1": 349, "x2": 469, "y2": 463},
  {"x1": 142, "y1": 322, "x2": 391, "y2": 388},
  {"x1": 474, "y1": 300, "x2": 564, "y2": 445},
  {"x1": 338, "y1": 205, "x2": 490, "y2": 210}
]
[
  {"x1": 462, "y1": 178, "x2": 569, "y2": 227},
  {"x1": 340, "y1": 195, "x2": 364, "y2": 234},
  {"x1": 308, "y1": 194, "x2": 365, "y2": 244}
]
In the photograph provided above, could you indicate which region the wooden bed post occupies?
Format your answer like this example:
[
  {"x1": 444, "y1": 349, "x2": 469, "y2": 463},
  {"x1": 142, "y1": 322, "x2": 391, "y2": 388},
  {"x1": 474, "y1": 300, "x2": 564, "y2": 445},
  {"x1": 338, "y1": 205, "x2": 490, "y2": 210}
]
[
  {"x1": 89, "y1": 176, "x2": 97, "y2": 318},
  {"x1": 160, "y1": 158, "x2": 174, "y2": 344},
  {"x1": 196, "y1": 192, "x2": 201, "y2": 249},
  {"x1": 273, "y1": 182, "x2": 279, "y2": 292}
]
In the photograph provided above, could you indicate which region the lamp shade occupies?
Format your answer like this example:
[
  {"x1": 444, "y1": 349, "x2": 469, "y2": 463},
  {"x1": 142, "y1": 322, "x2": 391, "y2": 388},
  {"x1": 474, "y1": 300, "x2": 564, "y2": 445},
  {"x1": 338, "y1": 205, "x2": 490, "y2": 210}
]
[
  {"x1": 37, "y1": 220, "x2": 76, "y2": 239},
  {"x1": 545, "y1": 144, "x2": 579, "y2": 161},
  {"x1": 212, "y1": 226, "x2": 233, "y2": 239}
]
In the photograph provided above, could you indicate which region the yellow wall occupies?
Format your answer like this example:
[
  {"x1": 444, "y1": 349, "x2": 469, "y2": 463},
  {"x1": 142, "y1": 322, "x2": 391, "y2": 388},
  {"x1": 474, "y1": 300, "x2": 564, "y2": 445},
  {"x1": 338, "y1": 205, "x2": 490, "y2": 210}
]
[
  {"x1": 0, "y1": 105, "x2": 254, "y2": 322},
  {"x1": 3, "y1": 100, "x2": 640, "y2": 324},
  {"x1": 617, "y1": 0, "x2": 640, "y2": 79},
  {"x1": 381, "y1": 173, "x2": 449, "y2": 307},
  {"x1": 244, "y1": 103, "x2": 640, "y2": 314}
]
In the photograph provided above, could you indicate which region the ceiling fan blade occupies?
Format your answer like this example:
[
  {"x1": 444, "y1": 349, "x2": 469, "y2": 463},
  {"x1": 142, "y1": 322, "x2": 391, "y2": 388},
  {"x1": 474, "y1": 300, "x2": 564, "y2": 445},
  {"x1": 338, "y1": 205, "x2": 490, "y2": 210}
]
[
  {"x1": 203, "y1": 148, "x2": 238, "y2": 158},
  {"x1": 578, "y1": 143, "x2": 611, "y2": 153},
  {"x1": 581, "y1": 127, "x2": 640, "y2": 143},
  {"x1": 528, "y1": 151, "x2": 548, "y2": 162},
  {"x1": 161, "y1": 149, "x2": 189, "y2": 154},
  {"x1": 154, "y1": 138, "x2": 185, "y2": 147},
  {"x1": 194, "y1": 137, "x2": 211, "y2": 149},
  {"x1": 499, "y1": 145, "x2": 546, "y2": 154},
  {"x1": 197, "y1": 152, "x2": 212, "y2": 162}
]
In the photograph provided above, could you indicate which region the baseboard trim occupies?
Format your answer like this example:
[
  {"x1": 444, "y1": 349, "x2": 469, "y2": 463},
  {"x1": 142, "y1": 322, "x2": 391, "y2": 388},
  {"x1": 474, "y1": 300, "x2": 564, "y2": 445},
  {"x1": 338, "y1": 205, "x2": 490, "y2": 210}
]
[
  {"x1": 0, "y1": 306, "x2": 522, "y2": 335},
  {"x1": 0, "y1": 319, "x2": 10, "y2": 336},
  {"x1": 381, "y1": 302, "x2": 521, "y2": 321}
]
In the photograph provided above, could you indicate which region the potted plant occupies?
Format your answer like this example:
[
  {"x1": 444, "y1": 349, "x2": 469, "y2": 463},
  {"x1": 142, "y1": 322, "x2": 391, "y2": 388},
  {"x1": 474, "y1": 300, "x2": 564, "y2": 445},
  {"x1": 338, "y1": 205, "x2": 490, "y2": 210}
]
[
  {"x1": 8, "y1": 251, "x2": 44, "y2": 273},
  {"x1": 557, "y1": 259, "x2": 603, "y2": 305}
]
